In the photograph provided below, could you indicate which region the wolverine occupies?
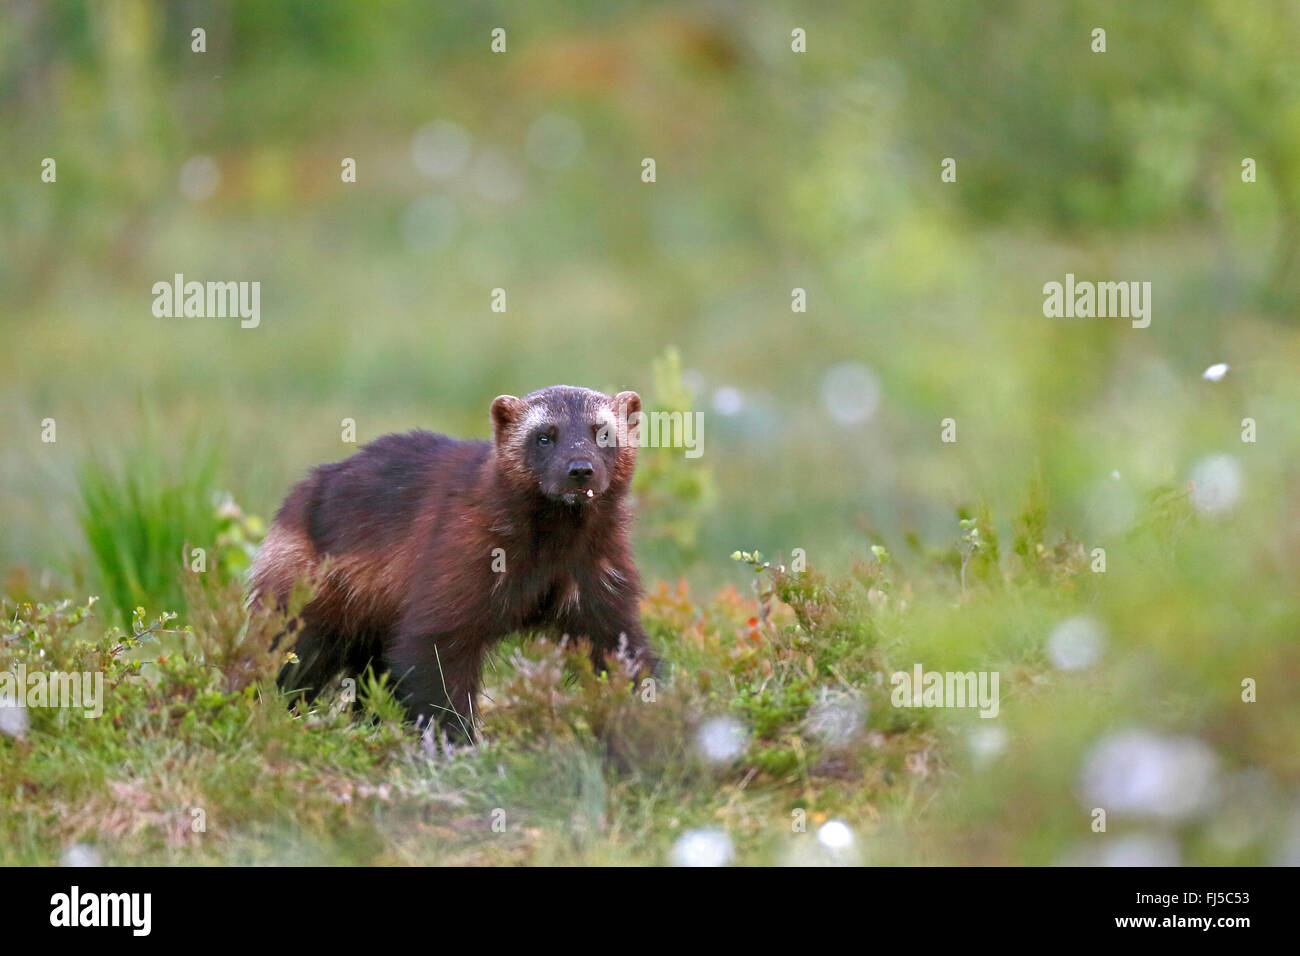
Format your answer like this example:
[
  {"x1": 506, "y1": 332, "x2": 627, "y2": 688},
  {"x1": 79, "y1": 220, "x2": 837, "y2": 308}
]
[{"x1": 249, "y1": 385, "x2": 657, "y2": 740}]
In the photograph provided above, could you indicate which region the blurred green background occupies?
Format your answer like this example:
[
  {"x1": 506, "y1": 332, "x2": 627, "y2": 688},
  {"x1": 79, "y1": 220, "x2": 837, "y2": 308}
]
[
  {"x1": 3, "y1": 0, "x2": 1300, "y2": 867},
  {"x1": 2, "y1": 0, "x2": 1298, "y2": 585},
  {"x1": 3, "y1": 0, "x2": 1297, "y2": 588}
]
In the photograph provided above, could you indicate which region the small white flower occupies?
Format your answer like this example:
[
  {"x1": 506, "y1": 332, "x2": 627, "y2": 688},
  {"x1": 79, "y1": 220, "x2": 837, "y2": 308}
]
[
  {"x1": 1099, "y1": 834, "x2": 1180, "y2": 867},
  {"x1": 1048, "y1": 616, "x2": 1105, "y2": 671},
  {"x1": 1080, "y1": 730, "x2": 1219, "y2": 820},
  {"x1": 696, "y1": 717, "x2": 749, "y2": 763},
  {"x1": 817, "y1": 820, "x2": 855, "y2": 850},
  {"x1": 1202, "y1": 363, "x2": 1229, "y2": 382},
  {"x1": 712, "y1": 386, "x2": 744, "y2": 416},
  {"x1": 969, "y1": 725, "x2": 1008, "y2": 765},
  {"x1": 0, "y1": 702, "x2": 29, "y2": 739},
  {"x1": 671, "y1": 829, "x2": 733, "y2": 867},
  {"x1": 821, "y1": 362, "x2": 881, "y2": 426},
  {"x1": 61, "y1": 844, "x2": 102, "y2": 867},
  {"x1": 1190, "y1": 455, "x2": 1243, "y2": 515},
  {"x1": 803, "y1": 688, "x2": 865, "y2": 748}
]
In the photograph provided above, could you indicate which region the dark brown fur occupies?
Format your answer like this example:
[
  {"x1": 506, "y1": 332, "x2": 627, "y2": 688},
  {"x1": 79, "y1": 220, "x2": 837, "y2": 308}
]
[{"x1": 249, "y1": 385, "x2": 656, "y2": 740}]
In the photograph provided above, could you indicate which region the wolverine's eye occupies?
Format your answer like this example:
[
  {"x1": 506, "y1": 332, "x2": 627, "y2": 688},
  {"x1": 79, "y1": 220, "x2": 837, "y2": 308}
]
[{"x1": 536, "y1": 432, "x2": 554, "y2": 447}]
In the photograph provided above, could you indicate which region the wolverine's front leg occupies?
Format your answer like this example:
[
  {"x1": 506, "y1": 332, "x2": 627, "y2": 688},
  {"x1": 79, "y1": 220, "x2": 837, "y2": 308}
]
[
  {"x1": 560, "y1": 592, "x2": 660, "y2": 681},
  {"x1": 385, "y1": 623, "x2": 485, "y2": 742}
]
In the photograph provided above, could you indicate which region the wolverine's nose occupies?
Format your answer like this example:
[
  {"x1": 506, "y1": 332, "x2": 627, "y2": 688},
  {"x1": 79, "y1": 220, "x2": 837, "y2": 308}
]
[{"x1": 567, "y1": 459, "x2": 594, "y2": 484}]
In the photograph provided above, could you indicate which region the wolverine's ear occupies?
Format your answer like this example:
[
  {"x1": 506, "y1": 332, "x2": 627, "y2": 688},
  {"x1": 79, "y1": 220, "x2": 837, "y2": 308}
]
[
  {"x1": 613, "y1": 390, "x2": 641, "y2": 419},
  {"x1": 491, "y1": 395, "x2": 527, "y2": 440},
  {"x1": 613, "y1": 390, "x2": 641, "y2": 447}
]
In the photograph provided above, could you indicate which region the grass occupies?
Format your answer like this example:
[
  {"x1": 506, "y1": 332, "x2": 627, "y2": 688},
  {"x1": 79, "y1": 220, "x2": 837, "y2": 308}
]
[
  {"x1": 3, "y1": 471, "x2": 1297, "y2": 865},
  {"x1": 76, "y1": 439, "x2": 228, "y2": 629}
]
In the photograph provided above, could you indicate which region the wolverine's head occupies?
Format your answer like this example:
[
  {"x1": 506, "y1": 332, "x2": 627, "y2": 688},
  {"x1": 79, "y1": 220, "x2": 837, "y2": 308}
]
[{"x1": 490, "y1": 385, "x2": 641, "y2": 505}]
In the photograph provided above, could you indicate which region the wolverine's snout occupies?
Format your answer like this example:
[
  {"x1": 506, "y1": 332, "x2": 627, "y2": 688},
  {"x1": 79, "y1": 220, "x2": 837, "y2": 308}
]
[{"x1": 567, "y1": 458, "x2": 595, "y2": 484}]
